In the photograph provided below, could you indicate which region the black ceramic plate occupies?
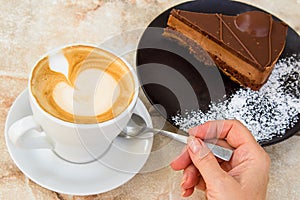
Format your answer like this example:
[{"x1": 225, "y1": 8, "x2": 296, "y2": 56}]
[{"x1": 136, "y1": 0, "x2": 300, "y2": 146}]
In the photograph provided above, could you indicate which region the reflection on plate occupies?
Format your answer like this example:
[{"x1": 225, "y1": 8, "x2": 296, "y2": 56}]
[
  {"x1": 5, "y1": 89, "x2": 153, "y2": 195},
  {"x1": 136, "y1": 0, "x2": 300, "y2": 146}
]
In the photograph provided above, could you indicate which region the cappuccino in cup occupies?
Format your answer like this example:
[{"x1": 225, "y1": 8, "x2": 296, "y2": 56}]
[
  {"x1": 8, "y1": 44, "x2": 139, "y2": 163},
  {"x1": 31, "y1": 45, "x2": 135, "y2": 124}
]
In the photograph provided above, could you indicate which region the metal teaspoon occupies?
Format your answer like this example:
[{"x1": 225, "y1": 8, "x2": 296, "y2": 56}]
[{"x1": 119, "y1": 113, "x2": 233, "y2": 161}]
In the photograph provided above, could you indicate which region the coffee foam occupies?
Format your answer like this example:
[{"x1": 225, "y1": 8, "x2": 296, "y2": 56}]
[{"x1": 31, "y1": 45, "x2": 135, "y2": 124}]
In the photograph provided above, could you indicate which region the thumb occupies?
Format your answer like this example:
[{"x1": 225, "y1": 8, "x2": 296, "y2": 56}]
[{"x1": 187, "y1": 136, "x2": 226, "y2": 184}]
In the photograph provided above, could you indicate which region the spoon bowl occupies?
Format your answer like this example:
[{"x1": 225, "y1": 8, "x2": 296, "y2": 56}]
[{"x1": 119, "y1": 113, "x2": 149, "y2": 138}]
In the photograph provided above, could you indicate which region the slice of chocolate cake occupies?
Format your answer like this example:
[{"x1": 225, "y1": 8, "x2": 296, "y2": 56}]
[{"x1": 163, "y1": 9, "x2": 288, "y2": 90}]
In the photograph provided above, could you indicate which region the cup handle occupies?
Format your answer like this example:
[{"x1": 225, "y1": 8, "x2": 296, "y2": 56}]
[{"x1": 8, "y1": 115, "x2": 54, "y2": 149}]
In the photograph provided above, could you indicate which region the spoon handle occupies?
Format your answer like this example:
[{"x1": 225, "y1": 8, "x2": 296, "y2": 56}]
[{"x1": 147, "y1": 128, "x2": 233, "y2": 161}]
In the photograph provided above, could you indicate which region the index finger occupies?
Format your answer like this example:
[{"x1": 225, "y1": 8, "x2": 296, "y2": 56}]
[
  {"x1": 188, "y1": 120, "x2": 257, "y2": 148},
  {"x1": 170, "y1": 146, "x2": 191, "y2": 170}
]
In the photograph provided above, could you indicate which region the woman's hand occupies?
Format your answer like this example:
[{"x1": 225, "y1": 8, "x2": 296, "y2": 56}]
[{"x1": 170, "y1": 120, "x2": 270, "y2": 200}]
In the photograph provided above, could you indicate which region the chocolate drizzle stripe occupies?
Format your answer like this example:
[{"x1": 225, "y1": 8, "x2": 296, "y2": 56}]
[
  {"x1": 267, "y1": 17, "x2": 272, "y2": 66},
  {"x1": 216, "y1": 14, "x2": 260, "y2": 66},
  {"x1": 219, "y1": 14, "x2": 223, "y2": 42}
]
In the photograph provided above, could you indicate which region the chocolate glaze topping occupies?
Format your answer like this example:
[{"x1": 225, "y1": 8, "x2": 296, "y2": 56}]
[
  {"x1": 170, "y1": 9, "x2": 288, "y2": 70},
  {"x1": 235, "y1": 11, "x2": 271, "y2": 37}
]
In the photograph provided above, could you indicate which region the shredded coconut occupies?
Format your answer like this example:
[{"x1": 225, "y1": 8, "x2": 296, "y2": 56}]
[{"x1": 172, "y1": 56, "x2": 300, "y2": 142}]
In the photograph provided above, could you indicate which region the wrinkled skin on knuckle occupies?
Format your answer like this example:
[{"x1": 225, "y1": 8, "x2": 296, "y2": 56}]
[
  {"x1": 232, "y1": 119, "x2": 243, "y2": 126},
  {"x1": 255, "y1": 147, "x2": 271, "y2": 172},
  {"x1": 194, "y1": 152, "x2": 216, "y2": 169}
]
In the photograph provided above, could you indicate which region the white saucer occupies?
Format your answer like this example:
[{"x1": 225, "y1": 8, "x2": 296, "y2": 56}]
[{"x1": 5, "y1": 89, "x2": 153, "y2": 195}]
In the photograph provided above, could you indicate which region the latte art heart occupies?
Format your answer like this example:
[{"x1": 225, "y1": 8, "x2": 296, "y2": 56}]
[
  {"x1": 53, "y1": 68, "x2": 120, "y2": 117},
  {"x1": 31, "y1": 45, "x2": 135, "y2": 124}
]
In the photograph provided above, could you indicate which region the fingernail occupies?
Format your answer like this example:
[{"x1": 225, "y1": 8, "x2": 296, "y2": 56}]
[
  {"x1": 181, "y1": 188, "x2": 187, "y2": 197},
  {"x1": 180, "y1": 180, "x2": 185, "y2": 188},
  {"x1": 180, "y1": 173, "x2": 187, "y2": 187},
  {"x1": 187, "y1": 136, "x2": 203, "y2": 154}
]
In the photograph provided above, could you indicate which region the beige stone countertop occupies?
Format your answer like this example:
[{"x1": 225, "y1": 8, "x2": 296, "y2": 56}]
[{"x1": 1, "y1": 0, "x2": 300, "y2": 199}]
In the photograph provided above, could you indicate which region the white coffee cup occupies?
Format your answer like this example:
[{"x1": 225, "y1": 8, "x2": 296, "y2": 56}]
[{"x1": 8, "y1": 44, "x2": 139, "y2": 163}]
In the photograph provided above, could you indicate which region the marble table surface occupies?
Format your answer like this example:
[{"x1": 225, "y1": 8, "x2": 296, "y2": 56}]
[{"x1": 1, "y1": 0, "x2": 300, "y2": 199}]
